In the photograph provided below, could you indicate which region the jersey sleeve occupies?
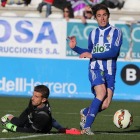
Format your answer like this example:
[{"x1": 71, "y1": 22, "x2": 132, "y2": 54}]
[
  {"x1": 92, "y1": 28, "x2": 123, "y2": 59},
  {"x1": 52, "y1": 117, "x2": 64, "y2": 130},
  {"x1": 72, "y1": 46, "x2": 89, "y2": 54},
  {"x1": 71, "y1": 31, "x2": 93, "y2": 54}
]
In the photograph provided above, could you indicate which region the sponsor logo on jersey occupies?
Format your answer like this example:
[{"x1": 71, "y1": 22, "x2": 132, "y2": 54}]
[{"x1": 93, "y1": 43, "x2": 111, "y2": 53}]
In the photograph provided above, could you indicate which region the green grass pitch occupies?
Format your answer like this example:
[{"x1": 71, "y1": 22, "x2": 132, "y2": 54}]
[{"x1": 0, "y1": 96, "x2": 140, "y2": 140}]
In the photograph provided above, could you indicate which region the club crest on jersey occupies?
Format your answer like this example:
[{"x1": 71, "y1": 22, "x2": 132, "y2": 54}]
[
  {"x1": 107, "y1": 35, "x2": 110, "y2": 41},
  {"x1": 93, "y1": 43, "x2": 111, "y2": 53}
]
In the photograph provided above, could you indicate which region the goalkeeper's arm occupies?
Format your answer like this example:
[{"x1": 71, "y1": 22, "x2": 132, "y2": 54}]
[
  {"x1": 4, "y1": 122, "x2": 35, "y2": 133},
  {"x1": 1, "y1": 116, "x2": 39, "y2": 133},
  {"x1": 52, "y1": 117, "x2": 65, "y2": 130}
]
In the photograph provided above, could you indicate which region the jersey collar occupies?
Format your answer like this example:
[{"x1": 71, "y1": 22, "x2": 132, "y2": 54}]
[{"x1": 99, "y1": 23, "x2": 110, "y2": 30}]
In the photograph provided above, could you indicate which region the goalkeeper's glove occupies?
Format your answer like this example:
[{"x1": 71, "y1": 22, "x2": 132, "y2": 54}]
[
  {"x1": 1, "y1": 116, "x2": 17, "y2": 132},
  {"x1": 1, "y1": 116, "x2": 10, "y2": 127},
  {"x1": 5, "y1": 123, "x2": 17, "y2": 132}
]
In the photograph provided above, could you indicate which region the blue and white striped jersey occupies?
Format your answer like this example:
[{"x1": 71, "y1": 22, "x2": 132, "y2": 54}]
[{"x1": 72, "y1": 23, "x2": 123, "y2": 75}]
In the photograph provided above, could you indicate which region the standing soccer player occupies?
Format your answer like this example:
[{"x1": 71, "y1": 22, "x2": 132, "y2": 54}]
[{"x1": 68, "y1": 4, "x2": 123, "y2": 135}]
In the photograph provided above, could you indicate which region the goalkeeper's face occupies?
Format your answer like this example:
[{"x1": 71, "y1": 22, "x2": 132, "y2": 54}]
[{"x1": 31, "y1": 91, "x2": 47, "y2": 108}]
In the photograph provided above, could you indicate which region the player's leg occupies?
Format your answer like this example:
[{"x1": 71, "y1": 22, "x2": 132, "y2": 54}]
[
  {"x1": 46, "y1": 3, "x2": 52, "y2": 17},
  {"x1": 81, "y1": 84, "x2": 106, "y2": 135},
  {"x1": 83, "y1": 84, "x2": 106, "y2": 127},
  {"x1": 81, "y1": 75, "x2": 115, "y2": 135},
  {"x1": 37, "y1": 1, "x2": 46, "y2": 13},
  {"x1": 81, "y1": 88, "x2": 112, "y2": 114},
  {"x1": 81, "y1": 70, "x2": 105, "y2": 116},
  {"x1": 100, "y1": 88, "x2": 113, "y2": 110},
  {"x1": 81, "y1": 70, "x2": 107, "y2": 135},
  {"x1": 100, "y1": 73, "x2": 115, "y2": 111}
]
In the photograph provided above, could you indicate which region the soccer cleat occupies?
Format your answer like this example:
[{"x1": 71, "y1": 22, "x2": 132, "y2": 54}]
[
  {"x1": 1, "y1": 116, "x2": 10, "y2": 127},
  {"x1": 81, "y1": 127, "x2": 94, "y2": 135},
  {"x1": 60, "y1": 128, "x2": 81, "y2": 135},
  {"x1": 80, "y1": 108, "x2": 87, "y2": 130}
]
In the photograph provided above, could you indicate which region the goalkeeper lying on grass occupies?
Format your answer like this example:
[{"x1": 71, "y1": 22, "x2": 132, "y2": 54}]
[{"x1": 1, "y1": 85, "x2": 81, "y2": 135}]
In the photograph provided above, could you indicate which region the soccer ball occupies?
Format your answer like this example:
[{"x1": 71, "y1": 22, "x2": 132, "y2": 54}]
[{"x1": 113, "y1": 109, "x2": 133, "y2": 129}]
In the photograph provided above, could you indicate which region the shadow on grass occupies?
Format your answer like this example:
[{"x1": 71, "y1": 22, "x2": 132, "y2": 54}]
[
  {"x1": 48, "y1": 131, "x2": 61, "y2": 134},
  {"x1": 95, "y1": 126, "x2": 140, "y2": 134}
]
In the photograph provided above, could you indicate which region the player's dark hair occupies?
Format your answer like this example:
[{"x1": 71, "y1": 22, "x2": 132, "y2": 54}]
[
  {"x1": 34, "y1": 85, "x2": 50, "y2": 99},
  {"x1": 91, "y1": 4, "x2": 110, "y2": 18}
]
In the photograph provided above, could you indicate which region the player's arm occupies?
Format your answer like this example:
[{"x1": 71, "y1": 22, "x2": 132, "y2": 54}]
[
  {"x1": 10, "y1": 99, "x2": 33, "y2": 127},
  {"x1": 17, "y1": 112, "x2": 51, "y2": 133},
  {"x1": 73, "y1": 31, "x2": 93, "y2": 54},
  {"x1": 1, "y1": 108, "x2": 31, "y2": 133},
  {"x1": 68, "y1": 36, "x2": 91, "y2": 54},
  {"x1": 80, "y1": 29, "x2": 122, "y2": 59},
  {"x1": 52, "y1": 117, "x2": 65, "y2": 130},
  {"x1": 92, "y1": 29, "x2": 123, "y2": 59},
  {"x1": 2, "y1": 107, "x2": 51, "y2": 133},
  {"x1": 79, "y1": 31, "x2": 95, "y2": 59},
  {"x1": 10, "y1": 107, "x2": 29, "y2": 126},
  {"x1": 9, "y1": 99, "x2": 31, "y2": 126},
  {"x1": 5, "y1": 123, "x2": 35, "y2": 133}
]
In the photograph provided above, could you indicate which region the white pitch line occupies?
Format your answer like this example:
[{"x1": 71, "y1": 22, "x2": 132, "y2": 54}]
[
  {"x1": 0, "y1": 133, "x2": 62, "y2": 140},
  {"x1": 0, "y1": 110, "x2": 21, "y2": 112},
  {"x1": 1, "y1": 132, "x2": 140, "y2": 140}
]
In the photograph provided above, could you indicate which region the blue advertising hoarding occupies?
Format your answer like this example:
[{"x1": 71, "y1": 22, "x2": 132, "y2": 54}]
[{"x1": 0, "y1": 57, "x2": 140, "y2": 101}]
